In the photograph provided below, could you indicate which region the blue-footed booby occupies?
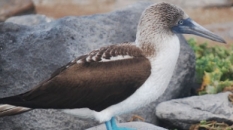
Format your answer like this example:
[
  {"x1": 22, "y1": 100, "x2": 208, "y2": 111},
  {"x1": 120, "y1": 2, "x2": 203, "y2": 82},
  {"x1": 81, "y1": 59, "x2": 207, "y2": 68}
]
[{"x1": 0, "y1": 2, "x2": 225, "y2": 130}]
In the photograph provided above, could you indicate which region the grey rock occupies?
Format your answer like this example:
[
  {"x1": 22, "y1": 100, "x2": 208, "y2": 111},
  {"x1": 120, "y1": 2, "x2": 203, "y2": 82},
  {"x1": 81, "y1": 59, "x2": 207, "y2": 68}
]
[
  {"x1": 87, "y1": 122, "x2": 167, "y2": 130},
  {"x1": 5, "y1": 14, "x2": 53, "y2": 26},
  {"x1": 156, "y1": 92, "x2": 233, "y2": 129},
  {"x1": 0, "y1": 2, "x2": 195, "y2": 130}
]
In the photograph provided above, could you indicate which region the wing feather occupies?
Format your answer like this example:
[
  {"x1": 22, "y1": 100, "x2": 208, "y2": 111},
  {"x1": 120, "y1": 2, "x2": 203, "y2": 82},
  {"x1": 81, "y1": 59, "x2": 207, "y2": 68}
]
[{"x1": 0, "y1": 43, "x2": 151, "y2": 112}]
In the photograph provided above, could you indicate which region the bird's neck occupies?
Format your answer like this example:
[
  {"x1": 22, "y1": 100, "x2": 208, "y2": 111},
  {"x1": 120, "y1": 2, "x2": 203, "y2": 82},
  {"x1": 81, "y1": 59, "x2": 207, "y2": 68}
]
[
  {"x1": 147, "y1": 34, "x2": 180, "y2": 70},
  {"x1": 135, "y1": 32, "x2": 178, "y2": 58},
  {"x1": 133, "y1": 34, "x2": 180, "y2": 104},
  {"x1": 136, "y1": 33, "x2": 181, "y2": 84}
]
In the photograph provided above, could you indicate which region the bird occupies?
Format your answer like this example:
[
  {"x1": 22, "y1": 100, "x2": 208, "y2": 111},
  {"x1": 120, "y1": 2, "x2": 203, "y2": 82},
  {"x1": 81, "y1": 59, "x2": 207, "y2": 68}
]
[{"x1": 0, "y1": 2, "x2": 226, "y2": 130}]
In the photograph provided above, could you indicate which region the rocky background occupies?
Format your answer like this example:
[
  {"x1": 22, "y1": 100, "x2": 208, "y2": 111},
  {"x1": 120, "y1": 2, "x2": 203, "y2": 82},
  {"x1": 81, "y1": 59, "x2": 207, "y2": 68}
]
[
  {"x1": 0, "y1": 0, "x2": 233, "y2": 130},
  {"x1": 1, "y1": 0, "x2": 233, "y2": 44}
]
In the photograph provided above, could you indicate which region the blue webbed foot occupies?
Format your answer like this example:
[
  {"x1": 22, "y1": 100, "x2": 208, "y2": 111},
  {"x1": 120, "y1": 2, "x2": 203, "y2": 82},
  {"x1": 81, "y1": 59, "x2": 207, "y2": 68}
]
[{"x1": 105, "y1": 117, "x2": 136, "y2": 130}]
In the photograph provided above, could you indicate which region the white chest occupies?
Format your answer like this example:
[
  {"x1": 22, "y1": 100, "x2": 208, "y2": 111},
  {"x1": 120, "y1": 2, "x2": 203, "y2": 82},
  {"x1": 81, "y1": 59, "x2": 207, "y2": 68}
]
[
  {"x1": 63, "y1": 36, "x2": 181, "y2": 123},
  {"x1": 94, "y1": 35, "x2": 181, "y2": 122}
]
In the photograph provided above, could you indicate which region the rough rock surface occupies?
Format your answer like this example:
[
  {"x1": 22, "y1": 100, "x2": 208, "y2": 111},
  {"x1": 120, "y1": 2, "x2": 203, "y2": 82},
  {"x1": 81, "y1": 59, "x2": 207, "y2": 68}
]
[
  {"x1": 5, "y1": 14, "x2": 53, "y2": 26},
  {"x1": 0, "y1": 2, "x2": 194, "y2": 130},
  {"x1": 156, "y1": 92, "x2": 233, "y2": 129},
  {"x1": 87, "y1": 122, "x2": 168, "y2": 130}
]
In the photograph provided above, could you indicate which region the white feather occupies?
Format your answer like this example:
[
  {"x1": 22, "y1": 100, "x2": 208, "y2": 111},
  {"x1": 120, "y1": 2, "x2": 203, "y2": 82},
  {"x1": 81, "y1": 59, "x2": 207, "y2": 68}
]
[{"x1": 100, "y1": 55, "x2": 133, "y2": 62}]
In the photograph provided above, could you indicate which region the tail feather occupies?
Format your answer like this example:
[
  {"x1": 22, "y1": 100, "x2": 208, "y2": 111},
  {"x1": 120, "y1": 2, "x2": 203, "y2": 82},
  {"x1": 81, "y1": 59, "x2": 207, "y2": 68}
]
[
  {"x1": 0, "y1": 104, "x2": 31, "y2": 117},
  {"x1": 0, "y1": 93, "x2": 32, "y2": 117}
]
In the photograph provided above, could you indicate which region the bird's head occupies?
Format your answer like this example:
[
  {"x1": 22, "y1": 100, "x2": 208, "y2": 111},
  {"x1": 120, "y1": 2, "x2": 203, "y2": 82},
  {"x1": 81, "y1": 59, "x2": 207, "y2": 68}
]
[{"x1": 137, "y1": 2, "x2": 226, "y2": 44}]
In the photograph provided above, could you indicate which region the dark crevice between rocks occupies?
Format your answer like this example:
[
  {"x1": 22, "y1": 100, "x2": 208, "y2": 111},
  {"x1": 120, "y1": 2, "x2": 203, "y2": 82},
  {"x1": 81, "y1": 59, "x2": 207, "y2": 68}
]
[
  {"x1": 157, "y1": 118, "x2": 198, "y2": 130},
  {"x1": 157, "y1": 118, "x2": 233, "y2": 130}
]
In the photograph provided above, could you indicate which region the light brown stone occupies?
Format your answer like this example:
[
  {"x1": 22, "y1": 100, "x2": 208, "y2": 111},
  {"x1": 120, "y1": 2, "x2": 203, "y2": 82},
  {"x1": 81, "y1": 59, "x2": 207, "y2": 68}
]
[
  {"x1": 0, "y1": 0, "x2": 34, "y2": 21},
  {"x1": 32, "y1": 0, "x2": 233, "y2": 19}
]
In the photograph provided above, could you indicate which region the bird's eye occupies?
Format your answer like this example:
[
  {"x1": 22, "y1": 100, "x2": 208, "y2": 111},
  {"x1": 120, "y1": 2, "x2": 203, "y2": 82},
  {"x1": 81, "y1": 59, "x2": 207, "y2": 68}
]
[{"x1": 178, "y1": 20, "x2": 183, "y2": 25}]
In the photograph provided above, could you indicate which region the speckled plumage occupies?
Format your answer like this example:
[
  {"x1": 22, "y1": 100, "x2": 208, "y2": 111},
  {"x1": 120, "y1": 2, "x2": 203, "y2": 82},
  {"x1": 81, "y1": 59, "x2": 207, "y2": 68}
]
[
  {"x1": 76, "y1": 43, "x2": 143, "y2": 63},
  {"x1": 136, "y1": 3, "x2": 188, "y2": 56}
]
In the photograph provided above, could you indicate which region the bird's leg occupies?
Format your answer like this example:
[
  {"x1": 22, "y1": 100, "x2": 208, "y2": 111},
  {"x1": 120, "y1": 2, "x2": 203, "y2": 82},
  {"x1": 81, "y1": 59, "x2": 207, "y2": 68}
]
[
  {"x1": 110, "y1": 117, "x2": 118, "y2": 128},
  {"x1": 109, "y1": 117, "x2": 136, "y2": 130},
  {"x1": 105, "y1": 120, "x2": 113, "y2": 130}
]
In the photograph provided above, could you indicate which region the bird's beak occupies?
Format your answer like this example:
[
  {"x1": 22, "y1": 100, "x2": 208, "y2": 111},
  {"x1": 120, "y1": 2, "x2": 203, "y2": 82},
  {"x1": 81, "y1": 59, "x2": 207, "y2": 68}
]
[{"x1": 172, "y1": 18, "x2": 226, "y2": 43}]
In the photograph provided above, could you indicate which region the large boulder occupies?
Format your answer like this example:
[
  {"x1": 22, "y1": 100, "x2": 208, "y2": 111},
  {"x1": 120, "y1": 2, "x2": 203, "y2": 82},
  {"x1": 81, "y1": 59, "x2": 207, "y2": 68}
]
[
  {"x1": 156, "y1": 92, "x2": 233, "y2": 129},
  {"x1": 0, "y1": 2, "x2": 195, "y2": 130}
]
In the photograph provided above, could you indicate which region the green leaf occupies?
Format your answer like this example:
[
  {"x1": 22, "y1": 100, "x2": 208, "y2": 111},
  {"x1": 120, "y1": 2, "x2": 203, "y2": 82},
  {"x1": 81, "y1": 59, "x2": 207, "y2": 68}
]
[{"x1": 187, "y1": 39, "x2": 233, "y2": 95}]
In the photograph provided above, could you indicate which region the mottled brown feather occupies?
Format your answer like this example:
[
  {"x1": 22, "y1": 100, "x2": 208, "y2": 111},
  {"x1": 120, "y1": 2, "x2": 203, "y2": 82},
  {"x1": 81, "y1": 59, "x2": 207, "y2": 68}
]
[{"x1": 0, "y1": 105, "x2": 30, "y2": 117}]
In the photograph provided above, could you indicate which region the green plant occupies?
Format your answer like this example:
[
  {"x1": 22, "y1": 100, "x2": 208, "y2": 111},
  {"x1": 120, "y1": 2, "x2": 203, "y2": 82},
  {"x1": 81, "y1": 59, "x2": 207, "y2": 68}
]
[{"x1": 187, "y1": 38, "x2": 233, "y2": 95}]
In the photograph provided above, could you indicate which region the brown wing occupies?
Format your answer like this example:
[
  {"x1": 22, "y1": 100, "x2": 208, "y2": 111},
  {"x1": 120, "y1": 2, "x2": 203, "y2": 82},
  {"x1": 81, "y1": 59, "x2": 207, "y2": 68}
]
[{"x1": 0, "y1": 43, "x2": 151, "y2": 112}]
